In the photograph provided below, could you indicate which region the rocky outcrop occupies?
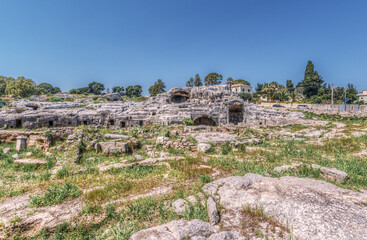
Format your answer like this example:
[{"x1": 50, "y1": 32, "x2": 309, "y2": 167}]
[
  {"x1": 203, "y1": 174, "x2": 367, "y2": 240},
  {"x1": 95, "y1": 142, "x2": 129, "y2": 154},
  {"x1": 0, "y1": 86, "x2": 304, "y2": 129},
  {"x1": 129, "y1": 219, "x2": 244, "y2": 240}
]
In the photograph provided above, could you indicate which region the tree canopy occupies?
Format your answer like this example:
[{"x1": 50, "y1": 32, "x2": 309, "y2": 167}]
[
  {"x1": 149, "y1": 79, "x2": 166, "y2": 96},
  {"x1": 37, "y1": 83, "x2": 61, "y2": 94},
  {"x1": 125, "y1": 85, "x2": 142, "y2": 98},
  {"x1": 232, "y1": 79, "x2": 250, "y2": 86},
  {"x1": 204, "y1": 72, "x2": 222, "y2": 86},
  {"x1": 301, "y1": 60, "x2": 324, "y2": 98},
  {"x1": 88, "y1": 81, "x2": 105, "y2": 95}
]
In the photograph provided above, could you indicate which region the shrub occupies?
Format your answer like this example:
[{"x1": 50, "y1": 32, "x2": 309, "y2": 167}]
[
  {"x1": 238, "y1": 92, "x2": 253, "y2": 102},
  {"x1": 48, "y1": 96, "x2": 64, "y2": 102},
  {"x1": 221, "y1": 141, "x2": 232, "y2": 155},
  {"x1": 183, "y1": 118, "x2": 194, "y2": 126}
]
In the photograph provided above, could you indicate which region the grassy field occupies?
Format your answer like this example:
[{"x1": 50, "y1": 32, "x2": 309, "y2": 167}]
[{"x1": 1, "y1": 113, "x2": 367, "y2": 239}]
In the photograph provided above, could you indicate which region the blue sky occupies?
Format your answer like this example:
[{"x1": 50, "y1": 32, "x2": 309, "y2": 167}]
[{"x1": 1, "y1": 0, "x2": 367, "y2": 94}]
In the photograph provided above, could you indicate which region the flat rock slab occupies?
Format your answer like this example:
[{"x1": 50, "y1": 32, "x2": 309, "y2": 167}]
[
  {"x1": 203, "y1": 174, "x2": 367, "y2": 240},
  {"x1": 14, "y1": 158, "x2": 47, "y2": 165},
  {"x1": 130, "y1": 219, "x2": 244, "y2": 240},
  {"x1": 191, "y1": 132, "x2": 237, "y2": 144},
  {"x1": 104, "y1": 134, "x2": 129, "y2": 140}
]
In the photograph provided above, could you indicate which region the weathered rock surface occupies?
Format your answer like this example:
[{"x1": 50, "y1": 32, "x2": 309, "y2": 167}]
[
  {"x1": 192, "y1": 132, "x2": 237, "y2": 144},
  {"x1": 172, "y1": 199, "x2": 189, "y2": 215},
  {"x1": 104, "y1": 133, "x2": 129, "y2": 140},
  {"x1": 274, "y1": 163, "x2": 349, "y2": 182},
  {"x1": 95, "y1": 142, "x2": 128, "y2": 154},
  {"x1": 203, "y1": 173, "x2": 367, "y2": 240},
  {"x1": 2, "y1": 147, "x2": 10, "y2": 154},
  {"x1": 197, "y1": 143, "x2": 212, "y2": 153},
  {"x1": 14, "y1": 158, "x2": 47, "y2": 165},
  {"x1": 207, "y1": 197, "x2": 219, "y2": 225},
  {"x1": 129, "y1": 219, "x2": 243, "y2": 240}
]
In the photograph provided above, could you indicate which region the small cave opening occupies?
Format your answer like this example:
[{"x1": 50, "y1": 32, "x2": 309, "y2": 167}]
[
  {"x1": 15, "y1": 119, "x2": 22, "y2": 128},
  {"x1": 229, "y1": 104, "x2": 243, "y2": 125},
  {"x1": 170, "y1": 91, "x2": 190, "y2": 103},
  {"x1": 194, "y1": 116, "x2": 216, "y2": 126}
]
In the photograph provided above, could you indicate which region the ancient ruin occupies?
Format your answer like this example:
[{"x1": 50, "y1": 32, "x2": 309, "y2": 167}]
[{"x1": 0, "y1": 86, "x2": 304, "y2": 129}]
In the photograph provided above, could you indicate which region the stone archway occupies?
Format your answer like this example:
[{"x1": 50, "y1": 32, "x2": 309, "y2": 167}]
[
  {"x1": 194, "y1": 116, "x2": 216, "y2": 126},
  {"x1": 170, "y1": 91, "x2": 190, "y2": 103},
  {"x1": 229, "y1": 104, "x2": 243, "y2": 125}
]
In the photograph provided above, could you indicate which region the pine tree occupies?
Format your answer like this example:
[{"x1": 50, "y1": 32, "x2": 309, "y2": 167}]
[
  {"x1": 301, "y1": 60, "x2": 324, "y2": 98},
  {"x1": 149, "y1": 79, "x2": 166, "y2": 96},
  {"x1": 186, "y1": 77, "x2": 194, "y2": 87},
  {"x1": 194, "y1": 74, "x2": 203, "y2": 87},
  {"x1": 204, "y1": 73, "x2": 222, "y2": 86}
]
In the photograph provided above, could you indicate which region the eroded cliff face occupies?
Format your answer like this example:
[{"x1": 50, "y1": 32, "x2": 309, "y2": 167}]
[{"x1": 0, "y1": 86, "x2": 304, "y2": 129}]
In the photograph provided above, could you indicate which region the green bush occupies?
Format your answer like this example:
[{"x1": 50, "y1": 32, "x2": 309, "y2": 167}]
[
  {"x1": 48, "y1": 96, "x2": 64, "y2": 102},
  {"x1": 183, "y1": 118, "x2": 194, "y2": 126}
]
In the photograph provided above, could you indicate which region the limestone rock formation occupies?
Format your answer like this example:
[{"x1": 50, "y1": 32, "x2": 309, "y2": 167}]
[
  {"x1": 129, "y1": 219, "x2": 244, "y2": 240},
  {"x1": 203, "y1": 174, "x2": 367, "y2": 240},
  {"x1": 0, "y1": 86, "x2": 304, "y2": 129}
]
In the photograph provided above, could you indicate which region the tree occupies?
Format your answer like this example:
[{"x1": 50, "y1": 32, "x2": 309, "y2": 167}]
[
  {"x1": 5, "y1": 76, "x2": 38, "y2": 97},
  {"x1": 88, "y1": 81, "x2": 105, "y2": 95},
  {"x1": 286, "y1": 80, "x2": 294, "y2": 92},
  {"x1": 301, "y1": 60, "x2": 324, "y2": 98},
  {"x1": 204, "y1": 73, "x2": 222, "y2": 86},
  {"x1": 233, "y1": 79, "x2": 250, "y2": 86},
  {"x1": 125, "y1": 85, "x2": 142, "y2": 98},
  {"x1": 226, "y1": 77, "x2": 234, "y2": 86},
  {"x1": 334, "y1": 87, "x2": 345, "y2": 101},
  {"x1": 238, "y1": 92, "x2": 253, "y2": 102},
  {"x1": 0, "y1": 78, "x2": 7, "y2": 96},
  {"x1": 278, "y1": 89, "x2": 289, "y2": 102},
  {"x1": 112, "y1": 86, "x2": 125, "y2": 95},
  {"x1": 194, "y1": 74, "x2": 203, "y2": 87},
  {"x1": 255, "y1": 83, "x2": 264, "y2": 94},
  {"x1": 69, "y1": 87, "x2": 90, "y2": 95},
  {"x1": 186, "y1": 77, "x2": 194, "y2": 87},
  {"x1": 346, "y1": 83, "x2": 358, "y2": 103},
  {"x1": 37, "y1": 83, "x2": 61, "y2": 94},
  {"x1": 149, "y1": 79, "x2": 166, "y2": 97}
]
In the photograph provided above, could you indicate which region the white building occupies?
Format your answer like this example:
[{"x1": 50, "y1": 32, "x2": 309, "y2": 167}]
[
  {"x1": 357, "y1": 90, "x2": 367, "y2": 103},
  {"x1": 231, "y1": 84, "x2": 252, "y2": 93}
]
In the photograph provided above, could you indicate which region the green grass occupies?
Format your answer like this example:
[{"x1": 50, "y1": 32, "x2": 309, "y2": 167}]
[{"x1": 30, "y1": 182, "x2": 81, "y2": 207}]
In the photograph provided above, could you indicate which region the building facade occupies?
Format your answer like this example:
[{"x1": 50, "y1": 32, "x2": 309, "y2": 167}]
[
  {"x1": 231, "y1": 84, "x2": 253, "y2": 93},
  {"x1": 357, "y1": 90, "x2": 367, "y2": 103}
]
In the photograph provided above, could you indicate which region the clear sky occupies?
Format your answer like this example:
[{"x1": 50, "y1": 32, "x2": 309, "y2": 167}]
[{"x1": 1, "y1": 0, "x2": 367, "y2": 94}]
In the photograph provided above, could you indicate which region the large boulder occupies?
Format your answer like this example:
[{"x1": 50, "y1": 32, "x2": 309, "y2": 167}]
[
  {"x1": 197, "y1": 143, "x2": 212, "y2": 153},
  {"x1": 95, "y1": 142, "x2": 128, "y2": 154},
  {"x1": 203, "y1": 174, "x2": 367, "y2": 240}
]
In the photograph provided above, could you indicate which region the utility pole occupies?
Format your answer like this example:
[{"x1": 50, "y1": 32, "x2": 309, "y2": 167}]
[
  {"x1": 331, "y1": 83, "x2": 334, "y2": 107},
  {"x1": 344, "y1": 87, "x2": 347, "y2": 111}
]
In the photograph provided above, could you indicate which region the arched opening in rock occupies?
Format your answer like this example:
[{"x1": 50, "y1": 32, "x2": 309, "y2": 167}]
[
  {"x1": 120, "y1": 122, "x2": 126, "y2": 128},
  {"x1": 109, "y1": 119, "x2": 115, "y2": 126},
  {"x1": 194, "y1": 116, "x2": 216, "y2": 126},
  {"x1": 83, "y1": 120, "x2": 88, "y2": 125},
  {"x1": 170, "y1": 91, "x2": 190, "y2": 103},
  {"x1": 48, "y1": 121, "x2": 54, "y2": 127},
  {"x1": 229, "y1": 104, "x2": 243, "y2": 125}
]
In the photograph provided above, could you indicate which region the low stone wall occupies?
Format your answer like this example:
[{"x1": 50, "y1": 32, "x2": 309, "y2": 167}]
[
  {"x1": 156, "y1": 136, "x2": 195, "y2": 149},
  {"x1": 258, "y1": 102, "x2": 367, "y2": 116}
]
